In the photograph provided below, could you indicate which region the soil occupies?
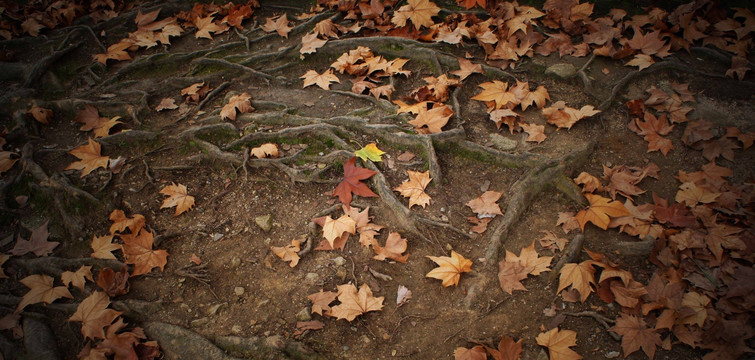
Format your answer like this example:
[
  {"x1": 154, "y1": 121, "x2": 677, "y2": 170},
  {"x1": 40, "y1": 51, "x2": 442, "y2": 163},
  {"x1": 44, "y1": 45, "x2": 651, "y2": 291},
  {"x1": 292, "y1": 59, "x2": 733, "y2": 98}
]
[{"x1": 0, "y1": 1, "x2": 753, "y2": 360}]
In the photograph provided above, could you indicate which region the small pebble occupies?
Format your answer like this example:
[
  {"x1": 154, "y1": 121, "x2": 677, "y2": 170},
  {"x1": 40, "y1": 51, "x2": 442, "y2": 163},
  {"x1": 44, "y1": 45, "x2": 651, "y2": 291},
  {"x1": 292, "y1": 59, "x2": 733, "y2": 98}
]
[
  {"x1": 605, "y1": 351, "x2": 620, "y2": 358},
  {"x1": 333, "y1": 256, "x2": 347, "y2": 266},
  {"x1": 230, "y1": 257, "x2": 241, "y2": 268},
  {"x1": 234, "y1": 287, "x2": 245, "y2": 296},
  {"x1": 305, "y1": 272, "x2": 320, "y2": 284},
  {"x1": 231, "y1": 325, "x2": 243, "y2": 334},
  {"x1": 296, "y1": 307, "x2": 312, "y2": 322}
]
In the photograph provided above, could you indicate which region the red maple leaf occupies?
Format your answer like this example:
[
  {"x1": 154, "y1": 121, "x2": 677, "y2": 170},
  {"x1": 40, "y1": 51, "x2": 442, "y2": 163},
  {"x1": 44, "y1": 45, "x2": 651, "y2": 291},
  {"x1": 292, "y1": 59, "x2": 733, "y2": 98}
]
[{"x1": 333, "y1": 157, "x2": 378, "y2": 208}]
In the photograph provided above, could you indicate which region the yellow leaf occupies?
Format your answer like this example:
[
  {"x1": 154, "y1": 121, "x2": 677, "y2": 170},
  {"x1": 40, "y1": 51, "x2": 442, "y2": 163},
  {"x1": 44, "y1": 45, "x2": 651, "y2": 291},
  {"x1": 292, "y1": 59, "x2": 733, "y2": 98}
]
[
  {"x1": 355, "y1": 143, "x2": 385, "y2": 162},
  {"x1": 66, "y1": 138, "x2": 109, "y2": 178},
  {"x1": 536, "y1": 327, "x2": 583, "y2": 360}
]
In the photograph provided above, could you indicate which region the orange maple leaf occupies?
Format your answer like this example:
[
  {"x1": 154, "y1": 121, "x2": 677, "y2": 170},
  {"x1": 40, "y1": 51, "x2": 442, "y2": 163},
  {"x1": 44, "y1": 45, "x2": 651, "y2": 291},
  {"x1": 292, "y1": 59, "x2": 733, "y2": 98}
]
[
  {"x1": 328, "y1": 283, "x2": 384, "y2": 321},
  {"x1": 195, "y1": 15, "x2": 227, "y2": 39},
  {"x1": 301, "y1": 69, "x2": 340, "y2": 90},
  {"x1": 322, "y1": 215, "x2": 356, "y2": 248},
  {"x1": 261, "y1": 14, "x2": 292, "y2": 38},
  {"x1": 609, "y1": 313, "x2": 662, "y2": 359},
  {"x1": 536, "y1": 327, "x2": 582, "y2": 360},
  {"x1": 220, "y1": 92, "x2": 254, "y2": 121},
  {"x1": 332, "y1": 157, "x2": 378, "y2": 208},
  {"x1": 392, "y1": 0, "x2": 440, "y2": 30},
  {"x1": 250, "y1": 143, "x2": 278, "y2": 158},
  {"x1": 394, "y1": 170, "x2": 432, "y2": 208},
  {"x1": 271, "y1": 239, "x2": 301, "y2": 267},
  {"x1": 467, "y1": 190, "x2": 503, "y2": 217},
  {"x1": 521, "y1": 122, "x2": 547, "y2": 143},
  {"x1": 61, "y1": 265, "x2": 93, "y2": 291},
  {"x1": 543, "y1": 101, "x2": 600, "y2": 130},
  {"x1": 16, "y1": 274, "x2": 73, "y2": 312},
  {"x1": 451, "y1": 58, "x2": 483, "y2": 81},
  {"x1": 93, "y1": 40, "x2": 133, "y2": 65},
  {"x1": 372, "y1": 232, "x2": 409, "y2": 263},
  {"x1": 27, "y1": 105, "x2": 53, "y2": 124},
  {"x1": 454, "y1": 345, "x2": 486, "y2": 360},
  {"x1": 307, "y1": 290, "x2": 337, "y2": 316},
  {"x1": 91, "y1": 235, "x2": 121, "y2": 260},
  {"x1": 408, "y1": 104, "x2": 453, "y2": 134},
  {"x1": 119, "y1": 230, "x2": 169, "y2": 276},
  {"x1": 301, "y1": 32, "x2": 328, "y2": 55},
  {"x1": 66, "y1": 138, "x2": 109, "y2": 178},
  {"x1": 69, "y1": 291, "x2": 122, "y2": 340},
  {"x1": 109, "y1": 209, "x2": 145, "y2": 234},
  {"x1": 574, "y1": 194, "x2": 631, "y2": 230},
  {"x1": 558, "y1": 260, "x2": 596, "y2": 303},
  {"x1": 426, "y1": 250, "x2": 473, "y2": 287},
  {"x1": 484, "y1": 335, "x2": 524, "y2": 360},
  {"x1": 159, "y1": 183, "x2": 195, "y2": 216}
]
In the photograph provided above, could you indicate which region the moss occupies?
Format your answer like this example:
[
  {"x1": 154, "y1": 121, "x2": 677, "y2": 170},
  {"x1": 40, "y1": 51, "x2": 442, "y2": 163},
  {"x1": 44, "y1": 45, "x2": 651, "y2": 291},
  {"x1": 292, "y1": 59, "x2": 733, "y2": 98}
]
[
  {"x1": 195, "y1": 127, "x2": 239, "y2": 145},
  {"x1": 190, "y1": 63, "x2": 229, "y2": 77},
  {"x1": 435, "y1": 142, "x2": 498, "y2": 165}
]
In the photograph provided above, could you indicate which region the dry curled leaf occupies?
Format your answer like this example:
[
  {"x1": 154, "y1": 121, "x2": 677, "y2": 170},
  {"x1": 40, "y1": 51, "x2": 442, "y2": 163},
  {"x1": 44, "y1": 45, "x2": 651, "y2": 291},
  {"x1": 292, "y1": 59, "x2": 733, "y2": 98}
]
[
  {"x1": 119, "y1": 230, "x2": 168, "y2": 276},
  {"x1": 301, "y1": 69, "x2": 340, "y2": 90},
  {"x1": 220, "y1": 92, "x2": 254, "y2": 120},
  {"x1": 271, "y1": 239, "x2": 301, "y2": 267},
  {"x1": 394, "y1": 170, "x2": 432, "y2": 208},
  {"x1": 372, "y1": 232, "x2": 409, "y2": 263},
  {"x1": 536, "y1": 327, "x2": 582, "y2": 360},
  {"x1": 251, "y1": 143, "x2": 279, "y2": 158},
  {"x1": 16, "y1": 274, "x2": 73, "y2": 312},
  {"x1": 328, "y1": 283, "x2": 384, "y2": 321},
  {"x1": 66, "y1": 138, "x2": 109, "y2": 178},
  {"x1": 307, "y1": 290, "x2": 337, "y2": 316},
  {"x1": 69, "y1": 291, "x2": 122, "y2": 340},
  {"x1": 61, "y1": 265, "x2": 94, "y2": 291}
]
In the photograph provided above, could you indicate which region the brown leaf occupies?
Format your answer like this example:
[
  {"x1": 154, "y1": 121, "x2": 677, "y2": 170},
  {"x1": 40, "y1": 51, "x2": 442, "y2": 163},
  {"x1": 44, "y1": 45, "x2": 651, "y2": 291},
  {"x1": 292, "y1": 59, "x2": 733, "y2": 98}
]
[
  {"x1": 485, "y1": 335, "x2": 523, "y2": 360},
  {"x1": 372, "y1": 232, "x2": 408, "y2": 263},
  {"x1": 69, "y1": 291, "x2": 122, "y2": 340},
  {"x1": 574, "y1": 172, "x2": 602, "y2": 193},
  {"x1": 558, "y1": 260, "x2": 596, "y2": 302},
  {"x1": 159, "y1": 182, "x2": 195, "y2": 216},
  {"x1": 497, "y1": 260, "x2": 530, "y2": 294},
  {"x1": 467, "y1": 190, "x2": 504, "y2": 217},
  {"x1": 543, "y1": 101, "x2": 600, "y2": 130},
  {"x1": 195, "y1": 15, "x2": 227, "y2": 39},
  {"x1": 626, "y1": 54, "x2": 655, "y2": 70},
  {"x1": 108, "y1": 210, "x2": 145, "y2": 235},
  {"x1": 391, "y1": 0, "x2": 440, "y2": 30},
  {"x1": 11, "y1": 221, "x2": 58, "y2": 257},
  {"x1": 521, "y1": 122, "x2": 547, "y2": 143},
  {"x1": 62, "y1": 265, "x2": 94, "y2": 291},
  {"x1": 675, "y1": 182, "x2": 719, "y2": 207},
  {"x1": 91, "y1": 235, "x2": 121, "y2": 260},
  {"x1": 426, "y1": 250, "x2": 473, "y2": 287},
  {"x1": 27, "y1": 105, "x2": 53, "y2": 124},
  {"x1": 300, "y1": 32, "x2": 327, "y2": 54},
  {"x1": 155, "y1": 98, "x2": 178, "y2": 111},
  {"x1": 271, "y1": 239, "x2": 301, "y2": 267},
  {"x1": 66, "y1": 138, "x2": 109, "y2": 178},
  {"x1": 220, "y1": 92, "x2": 254, "y2": 121},
  {"x1": 535, "y1": 327, "x2": 582, "y2": 360},
  {"x1": 574, "y1": 194, "x2": 631, "y2": 230},
  {"x1": 609, "y1": 313, "x2": 662, "y2": 359},
  {"x1": 301, "y1": 69, "x2": 340, "y2": 90},
  {"x1": 119, "y1": 230, "x2": 168, "y2": 276},
  {"x1": 408, "y1": 104, "x2": 453, "y2": 134},
  {"x1": 181, "y1": 82, "x2": 210, "y2": 103},
  {"x1": 468, "y1": 216, "x2": 492, "y2": 234},
  {"x1": 16, "y1": 274, "x2": 73, "y2": 312},
  {"x1": 507, "y1": 241, "x2": 553, "y2": 276},
  {"x1": 0, "y1": 151, "x2": 19, "y2": 175},
  {"x1": 97, "y1": 267, "x2": 130, "y2": 297},
  {"x1": 261, "y1": 14, "x2": 292, "y2": 38},
  {"x1": 451, "y1": 58, "x2": 483, "y2": 81},
  {"x1": 454, "y1": 345, "x2": 486, "y2": 360},
  {"x1": 307, "y1": 290, "x2": 337, "y2": 316},
  {"x1": 328, "y1": 283, "x2": 384, "y2": 321},
  {"x1": 394, "y1": 170, "x2": 432, "y2": 208},
  {"x1": 322, "y1": 215, "x2": 356, "y2": 248},
  {"x1": 294, "y1": 320, "x2": 324, "y2": 337},
  {"x1": 250, "y1": 143, "x2": 278, "y2": 158},
  {"x1": 538, "y1": 230, "x2": 568, "y2": 251}
]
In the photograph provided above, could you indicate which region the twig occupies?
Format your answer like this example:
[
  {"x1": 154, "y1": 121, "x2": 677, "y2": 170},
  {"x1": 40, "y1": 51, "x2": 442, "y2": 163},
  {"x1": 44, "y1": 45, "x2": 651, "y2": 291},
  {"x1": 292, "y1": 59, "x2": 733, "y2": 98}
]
[
  {"x1": 142, "y1": 160, "x2": 155, "y2": 183},
  {"x1": 443, "y1": 327, "x2": 465, "y2": 343},
  {"x1": 563, "y1": 311, "x2": 619, "y2": 341},
  {"x1": 348, "y1": 256, "x2": 358, "y2": 285},
  {"x1": 197, "y1": 81, "x2": 230, "y2": 111}
]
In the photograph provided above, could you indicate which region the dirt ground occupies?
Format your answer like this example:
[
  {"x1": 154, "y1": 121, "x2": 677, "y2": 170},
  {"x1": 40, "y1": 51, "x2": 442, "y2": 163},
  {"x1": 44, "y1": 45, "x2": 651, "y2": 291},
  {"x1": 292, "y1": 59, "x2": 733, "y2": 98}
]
[{"x1": 1, "y1": 1, "x2": 753, "y2": 359}]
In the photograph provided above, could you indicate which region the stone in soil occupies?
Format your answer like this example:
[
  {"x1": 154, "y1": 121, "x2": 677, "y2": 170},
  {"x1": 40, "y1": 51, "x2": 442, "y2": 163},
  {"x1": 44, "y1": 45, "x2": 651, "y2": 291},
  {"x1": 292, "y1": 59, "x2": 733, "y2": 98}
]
[
  {"x1": 545, "y1": 63, "x2": 577, "y2": 79},
  {"x1": 255, "y1": 215, "x2": 272, "y2": 232}
]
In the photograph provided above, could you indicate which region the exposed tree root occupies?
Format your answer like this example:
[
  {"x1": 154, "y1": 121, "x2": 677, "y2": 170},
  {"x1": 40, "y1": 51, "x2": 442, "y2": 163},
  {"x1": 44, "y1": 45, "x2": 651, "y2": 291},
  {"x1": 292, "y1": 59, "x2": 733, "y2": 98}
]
[
  {"x1": 192, "y1": 58, "x2": 276, "y2": 83},
  {"x1": 8, "y1": 256, "x2": 125, "y2": 277},
  {"x1": 19, "y1": 144, "x2": 99, "y2": 204},
  {"x1": 549, "y1": 234, "x2": 586, "y2": 281},
  {"x1": 24, "y1": 42, "x2": 81, "y2": 88}
]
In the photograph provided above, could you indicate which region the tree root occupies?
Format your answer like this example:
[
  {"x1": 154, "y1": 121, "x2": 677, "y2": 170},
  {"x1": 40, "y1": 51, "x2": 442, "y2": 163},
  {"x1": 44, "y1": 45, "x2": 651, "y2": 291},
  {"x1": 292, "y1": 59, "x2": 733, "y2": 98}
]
[
  {"x1": 24, "y1": 42, "x2": 82, "y2": 88},
  {"x1": 329, "y1": 90, "x2": 397, "y2": 114},
  {"x1": 8, "y1": 256, "x2": 125, "y2": 277},
  {"x1": 192, "y1": 58, "x2": 275, "y2": 83},
  {"x1": 20, "y1": 144, "x2": 99, "y2": 204},
  {"x1": 549, "y1": 234, "x2": 585, "y2": 281}
]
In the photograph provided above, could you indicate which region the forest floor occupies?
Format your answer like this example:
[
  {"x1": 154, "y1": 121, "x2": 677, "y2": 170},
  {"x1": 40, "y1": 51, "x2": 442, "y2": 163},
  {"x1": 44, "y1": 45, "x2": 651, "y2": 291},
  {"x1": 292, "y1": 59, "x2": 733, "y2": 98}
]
[{"x1": 0, "y1": 0, "x2": 753, "y2": 359}]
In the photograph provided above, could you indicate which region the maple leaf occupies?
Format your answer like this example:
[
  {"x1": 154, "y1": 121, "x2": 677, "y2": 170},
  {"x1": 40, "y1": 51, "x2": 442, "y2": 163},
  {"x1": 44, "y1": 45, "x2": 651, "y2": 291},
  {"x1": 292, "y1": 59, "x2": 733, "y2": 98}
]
[
  {"x1": 62, "y1": 265, "x2": 94, "y2": 291},
  {"x1": 392, "y1": 0, "x2": 440, "y2": 30},
  {"x1": 332, "y1": 157, "x2": 378, "y2": 208},
  {"x1": 195, "y1": 15, "x2": 226, "y2": 39},
  {"x1": 408, "y1": 104, "x2": 453, "y2": 134},
  {"x1": 294, "y1": 320, "x2": 325, "y2": 337},
  {"x1": 119, "y1": 230, "x2": 169, "y2": 276},
  {"x1": 485, "y1": 335, "x2": 523, "y2": 360},
  {"x1": 109, "y1": 210, "x2": 145, "y2": 235},
  {"x1": 222, "y1": 4, "x2": 253, "y2": 29},
  {"x1": 261, "y1": 14, "x2": 292, "y2": 38},
  {"x1": 454, "y1": 345, "x2": 486, "y2": 360},
  {"x1": 10, "y1": 221, "x2": 58, "y2": 257},
  {"x1": 66, "y1": 138, "x2": 110, "y2": 178},
  {"x1": 250, "y1": 143, "x2": 278, "y2": 159},
  {"x1": 271, "y1": 239, "x2": 301, "y2": 267},
  {"x1": 558, "y1": 260, "x2": 596, "y2": 302},
  {"x1": 99, "y1": 318, "x2": 146, "y2": 360},
  {"x1": 93, "y1": 40, "x2": 133, "y2": 65},
  {"x1": 301, "y1": 69, "x2": 340, "y2": 90},
  {"x1": 220, "y1": 92, "x2": 254, "y2": 121},
  {"x1": 610, "y1": 314, "x2": 662, "y2": 359},
  {"x1": 308, "y1": 290, "x2": 337, "y2": 316},
  {"x1": 574, "y1": 194, "x2": 631, "y2": 230},
  {"x1": 70, "y1": 291, "x2": 122, "y2": 340},
  {"x1": 322, "y1": 215, "x2": 356, "y2": 248},
  {"x1": 355, "y1": 143, "x2": 385, "y2": 162},
  {"x1": 181, "y1": 82, "x2": 210, "y2": 103},
  {"x1": 451, "y1": 58, "x2": 483, "y2": 81},
  {"x1": 394, "y1": 170, "x2": 432, "y2": 208},
  {"x1": 159, "y1": 182, "x2": 195, "y2": 216},
  {"x1": 574, "y1": 172, "x2": 602, "y2": 193},
  {"x1": 498, "y1": 260, "x2": 530, "y2": 294},
  {"x1": 538, "y1": 230, "x2": 568, "y2": 251},
  {"x1": 0, "y1": 151, "x2": 19, "y2": 174},
  {"x1": 725, "y1": 56, "x2": 749, "y2": 81},
  {"x1": 328, "y1": 283, "x2": 384, "y2": 321},
  {"x1": 300, "y1": 32, "x2": 327, "y2": 55},
  {"x1": 679, "y1": 291, "x2": 710, "y2": 327},
  {"x1": 27, "y1": 105, "x2": 53, "y2": 124},
  {"x1": 16, "y1": 274, "x2": 73, "y2": 312},
  {"x1": 426, "y1": 250, "x2": 473, "y2": 287},
  {"x1": 369, "y1": 84, "x2": 394, "y2": 100},
  {"x1": 468, "y1": 215, "x2": 492, "y2": 233},
  {"x1": 471, "y1": 80, "x2": 512, "y2": 109},
  {"x1": 626, "y1": 54, "x2": 655, "y2": 70},
  {"x1": 342, "y1": 205, "x2": 384, "y2": 246},
  {"x1": 96, "y1": 267, "x2": 130, "y2": 297},
  {"x1": 467, "y1": 190, "x2": 503, "y2": 217},
  {"x1": 0, "y1": 254, "x2": 8, "y2": 279},
  {"x1": 543, "y1": 101, "x2": 600, "y2": 130},
  {"x1": 372, "y1": 232, "x2": 409, "y2": 263},
  {"x1": 675, "y1": 182, "x2": 719, "y2": 206},
  {"x1": 521, "y1": 122, "x2": 547, "y2": 143},
  {"x1": 507, "y1": 241, "x2": 553, "y2": 276},
  {"x1": 536, "y1": 328, "x2": 582, "y2": 360},
  {"x1": 155, "y1": 98, "x2": 178, "y2": 111},
  {"x1": 457, "y1": 0, "x2": 486, "y2": 10}
]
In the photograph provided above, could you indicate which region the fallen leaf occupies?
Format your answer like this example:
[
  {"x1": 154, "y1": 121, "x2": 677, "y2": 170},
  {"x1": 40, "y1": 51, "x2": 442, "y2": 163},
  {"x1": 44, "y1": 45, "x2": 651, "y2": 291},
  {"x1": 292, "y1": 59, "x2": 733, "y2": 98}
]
[
  {"x1": 471, "y1": 80, "x2": 514, "y2": 109},
  {"x1": 392, "y1": 0, "x2": 440, "y2": 30},
  {"x1": 300, "y1": 32, "x2": 327, "y2": 54},
  {"x1": 62, "y1": 265, "x2": 94, "y2": 291},
  {"x1": 190, "y1": 254, "x2": 202, "y2": 265},
  {"x1": 609, "y1": 313, "x2": 662, "y2": 359},
  {"x1": 468, "y1": 217, "x2": 492, "y2": 234},
  {"x1": 408, "y1": 104, "x2": 453, "y2": 134},
  {"x1": 159, "y1": 182, "x2": 195, "y2": 216},
  {"x1": 507, "y1": 241, "x2": 553, "y2": 276},
  {"x1": 626, "y1": 54, "x2": 655, "y2": 70},
  {"x1": 27, "y1": 105, "x2": 53, "y2": 124},
  {"x1": 328, "y1": 283, "x2": 384, "y2": 321},
  {"x1": 90, "y1": 235, "x2": 121, "y2": 260},
  {"x1": 10, "y1": 221, "x2": 58, "y2": 257},
  {"x1": 466, "y1": 190, "x2": 503, "y2": 217},
  {"x1": 181, "y1": 82, "x2": 210, "y2": 103},
  {"x1": 394, "y1": 170, "x2": 432, "y2": 208},
  {"x1": 498, "y1": 260, "x2": 530, "y2": 294},
  {"x1": 0, "y1": 254, "x2": 8, "y2": 279},
  {"x1": 99, "y1": 317, "x2": 146, "y2": 360},
  {"x1": 155, "y1": 98, "x2": 178, "y2": 111},
  {"x1": 93, "y1": 40, "x2": 133, "y2": 65},
  {"x1": 454, "y1": 345, "x2": 486, "y2": 360},
  {"x1": 97, "y1": 267, "x2": 130, "y2": 297},
  {"x1": 66, "y1": 138, "x2": 110, "y2": 178},
  {"x1": 558, "y1": 260, "x2": 596, "y2": 302},
  {"x1": 69, "y1": 291, "x2": 122, "y2": 340},
  {"x1": 332, "y1": 157, "x2": 378, "y2": 208},
  {"x1": 451, "y1": 58, "x2": 483, "y2": 81},
  {"x1": 322, "y1": 215, "x2": 356, "y2": 248},
  {"x1": 0, "y1": 151, "x2": 19, "y2": 174},
  {"x1": 543, "y1": 101, "x2": 600, "y2": 130},
  {"x1": 109, "y1": 210, "x2": 145, "y2": 235},
  {"x1": 556, "y1": 212, "x2": 580, "y2": 234},
  {"x1": 574, "y1": 172, "x2": 602, "y2": 193},
  {"x1": 372, "y1": 232, "x2": 408, "y2": 263},
  {"x1": 301, "y1": 69, "x2": 340, "y2": 90},
  {"x1": 426, "y1": 250, "x2": 473, "y2": 287},
  {"x1": 521, "y1": 122, "x2": 547, "y2": 143},
  {"x1": 485, "y1": 335, "x2": 524, "y2": 360},
  {"x1": 536, "y1": 327, "x2": 582, "y2": 360},
  {"x1": 16, "y1": 274, "x2": 73, "y2": 312},
  {"x1": 675, "y1": 182, "x2": 719, "y2": 206},
  {"x1": 251, "y1": 143, "x2": 279, "y2": 158},
  {"x1": 220, "y1": 92, "x2": 254, "y2": 121},
  {"x1": 119, "y1": 229, "x2": 168, "y2": 276},
  {"x1": 574, "y1": 194, "x2": 631, "y2": 230},
  {"x1": 294, "y1": 320, "x2": 325, "y2": 337},
  {"x1": 261, "y1": 14, "x2": 292, "y2": 38},
  {"x1": 396, "y1": 285, "x2": 412, "y2": 307},
  {"x1": 370, "y1": 84, "x2": 395, "y2": 100},
  {"x1": 355, "y1": 143, "x2": 385, "y2": 162},
  {"x1": 308, "y1": 290, "x2": 337, "y2": 316},
  {"x1": 195, "y1": 15, "x2": 226, "y2": 39},
  {"x1": 271, "y1": 239, "x2": 301, "y2": 267}
]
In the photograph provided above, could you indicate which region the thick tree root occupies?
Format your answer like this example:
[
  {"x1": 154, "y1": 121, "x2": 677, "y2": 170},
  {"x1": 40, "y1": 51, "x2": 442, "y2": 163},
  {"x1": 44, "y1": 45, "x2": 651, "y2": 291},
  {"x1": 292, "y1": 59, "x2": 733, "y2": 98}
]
[{"x1": 8, "y1": 256, "x2": 125, "y2": 277}]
